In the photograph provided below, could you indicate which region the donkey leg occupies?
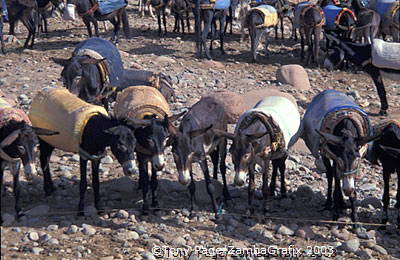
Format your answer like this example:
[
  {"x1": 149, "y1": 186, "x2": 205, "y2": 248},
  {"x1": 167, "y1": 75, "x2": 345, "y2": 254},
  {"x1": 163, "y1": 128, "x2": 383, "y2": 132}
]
[
  {"x1": 219, "y1": 140, "x2": 231, "y2": 202},
  {"x1": 188, "y1": 169, "x2": 197, "y2": 214},
  {"x1": 247, "y1": 163, "x2": 256, "y2": 214},
  {"x1": 109, "y1": 17, "x2": 120, "y2": 44},
  {"x1": 150, "y1": 167, "x2": 159, "y2": 208},
  {"x1": 381, "y1": 167, "x2": 391, "y2": 225},
  {"x1": 186, "y1": 10, "x2": 190, "y2": 32},
  {"x1": 210, "y1": 149, "x2": 219, "y2": 180},
  {"x1": 0, "y1": 16, "x2": 5, "y2": 54},
  {"x1": 83, "y1": 19, "x2": 93, "y2": 37},
  {"x1": 270, "y1": 160, "x2": 278, "y2": 196},
  {"x1": 202, "y1": 13, "x2": 213, "y2": 60},
  {"x1": 91, "y1": 159, "x2": 104, "y2": 213},
  {"x1": 93, "y1": 20, "x2": 99, "y2": 37},
  {"x1": 39, "y1": 140, "x2": 56, "y2": 196},
  {"x1": 78, "y1": 158, "x2": 89, "y2": 216},
  {"x1": 219, "y1": 14, "x2": 227, "y2": 55},
  {"x1": 280, "y1": 16, "x2": 284, "y2": 39},
  {"x1": 250, "y1": 28, "x2": 262, "y2": 62},
  {"x1": 0, "y1": 162, "x2": 4, "y2": 224},
  {"x1": 157, "y1": 10, "x2": 162, "y2": 35},
  {"x1": 300, "y1": 29, "x2": 305, "y2": 61},
  {"x1": 323, "y1": 156, "x2": 333, "y2": 209},
  {"x1": 365, "y1": 65, "x2": 388, "y2": 115},
  {"x1": 278, "y1": 156, "x2": 287, "y2": 196},
  {"x1": 262, "y1": 159, "x2": 270, "y2": 213},
  {"x1": 199, "y1": 159, "x2": 219, "y2": 219},
  {"x1": 396, "y1": 170, "x2": 400, "y2": 228},
  {"x1": 138, "y1": 155, "x2": 150, "y2": 214},
  {"x1": 11, "y1": 162, "x2": 23, "y2": 218},
  {"x1": 162, "y1": 9, "x2": 167, "y2": 34}
]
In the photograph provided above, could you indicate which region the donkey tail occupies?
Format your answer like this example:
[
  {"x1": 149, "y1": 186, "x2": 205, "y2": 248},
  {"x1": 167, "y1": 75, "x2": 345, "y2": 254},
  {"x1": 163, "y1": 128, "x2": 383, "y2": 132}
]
[{"x1": 121, "y1": 8, "x2": 130, "y2": 38}]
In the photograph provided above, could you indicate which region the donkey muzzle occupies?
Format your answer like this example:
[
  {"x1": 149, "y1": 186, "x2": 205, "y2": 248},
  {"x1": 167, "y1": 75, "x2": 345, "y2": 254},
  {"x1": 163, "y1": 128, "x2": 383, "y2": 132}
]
[
  {"x1": 178, "y1": 170, "x2": 191, "y2": 186},
  {"x1": 23, "y1": 162, "x2": 37, "y2": 181},
  {"x1": 342, "y1": 175, "x2": 355, "y2": 196},
  {"x1": 122, "y1": 160, "x2": 137, "y2": 176},
  {"x1": 234, "y1": 170, "x2": 246, "y2": 186},
  {"x1": 152, "y1": 153, "x2": 165, "y2": 171}
]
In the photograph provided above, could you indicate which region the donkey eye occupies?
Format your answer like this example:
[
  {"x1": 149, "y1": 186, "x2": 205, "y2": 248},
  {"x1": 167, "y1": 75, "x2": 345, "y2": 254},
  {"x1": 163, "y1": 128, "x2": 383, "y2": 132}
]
[{"x1": 17, "y1": 145, "x2": 26, "y2": 154}]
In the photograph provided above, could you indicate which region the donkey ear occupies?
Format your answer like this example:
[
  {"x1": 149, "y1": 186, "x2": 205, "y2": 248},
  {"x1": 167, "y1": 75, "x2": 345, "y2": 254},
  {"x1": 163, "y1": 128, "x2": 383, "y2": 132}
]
[
  {"x1": 32, "y1": 127, "x2": 59, "y2": 136},
  {"x1": 126, "y1": 118, "x2": 151, "y2": 128},
  {"x1": 245, "y1": 131, "x2": 268, "y2": 142},
  {"x1": 213, "y1": 129, "x2": 235, "y2": 140},
  {"x1": 167, "y1": 110, "x2": 186, "y2": 123},
  {"x1": 316, "y1": 129, "x2": 342, "y2": 145},
  {"x1": 358, "y1": 133, "x2": 381, "y2": 146},
  {"x1": 51, "y1": 57, "x2": 71, "y2": 66},
  {"x1": 379, "y1": 145, "x2": 400, "y2": 158},
  {"x1": 189, "y1": 125, "x2": 213, "y2": 138},
  {"x1": 80, "y1": 58, "x2": 106, "y2": 65}
]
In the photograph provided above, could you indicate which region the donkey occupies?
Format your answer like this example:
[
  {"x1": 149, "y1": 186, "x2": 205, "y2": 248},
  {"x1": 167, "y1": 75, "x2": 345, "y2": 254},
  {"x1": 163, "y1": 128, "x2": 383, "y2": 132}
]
[
  {"x1": 245, "y1": 4, "x2": 278, "y2": 62},
  {"x1": 64, "y1": 0, "x2": 130, "y2": 43},
  {"x1": 168, "y1": 97, "x2": 231, "y2": 219},
  {"x1": 6, "y1": 0, "x2": 39, "y2": 49},
  {"x1": 214, "y1": 96, "x2": 301, "y2": 214},
  {"x1": 171, "y1": 0, "x2": 191, "y2": 34},
  {"x1": 323, "y1": 32, "x2": 400, "y2": 115},
  {"x1": 139, "y1": 0, "x2": 155, "y2": 18},
  {"x1": 303, "y1": 89, "x2": 377, "y2": 233},
  {"x1": 0, "y1": 1, "x2": 5, "y2": 54},
  {"x1": 29, "y1": 88, "x2": 148, "y2": 215},
  {"x1": 150, "y1": 0, "x2": 172, "y2": 35},
  {"x1": 349, "y1": 0, "x2": 380, "y2": 44},
  {"x1": 369, "y1": 0, "x2": 399, "y2": 42},
  {"x1": 367, "y1": 120, "x2": 400, "y2": 227},
  {"x1": 294, "y1": 3, "x2": 325, "y2": 66},
  {"x1": 0, "y1": 103, "x2": 58, "y2": 224},
  {"x1": 37, "y1": 0, "x2": 64, "y2": 33},
  {"x1": 52, "y1": 38, "x2": 176, "y2": 110},
  {"x1": 193, "y1": 0, "x2": 230, "y2": 59}
]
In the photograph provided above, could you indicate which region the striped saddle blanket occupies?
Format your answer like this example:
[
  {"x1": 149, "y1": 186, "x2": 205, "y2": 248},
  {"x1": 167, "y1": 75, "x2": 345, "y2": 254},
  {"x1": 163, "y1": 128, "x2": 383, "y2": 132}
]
[
  {"x1": 250, "y1": 4, "x2": 278, "y2": 27},
  {"x1": 303, "y1": 89, "x2": 372, "y2": 158},
  {"x1": 371, "y1": 39, "x2": 400, "y2": 70},
  {"x1": 98, "y1": 0, "x2": 127, "y2": 15},
  {"x1": 323, "y1": 4, "x2": 349, "y2": 29}
]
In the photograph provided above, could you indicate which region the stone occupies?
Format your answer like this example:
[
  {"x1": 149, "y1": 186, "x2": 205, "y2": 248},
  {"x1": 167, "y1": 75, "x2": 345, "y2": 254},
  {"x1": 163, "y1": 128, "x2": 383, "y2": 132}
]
[
  {"x1": 116, "y1": 209, "x2": 129, "y2": 219},
  {"x1": 202, "y1": 60, "x2": 224, "y2": 69},
  {"x1": 48, "y1": 238, "x2": 59, "y2": 245},
  {"x1": 82, "y1": 224, "x2": 96, "y2": 236},
  {"x1": 25, "y1": 205, "x2": 50, "y2": 216},
  {"x1": 65, "y1": 225, "x2": 79, "y2": 234},
  {"x1": 359, "y1": 183, "x2": 377, "y2": 191},
  {"x1": 47, "y1": 224, "x2": 59, "y2": 231},
  {"x1": 99, "y1": 257, "x2": 114, "y2": 260},
  {"x1": 11, "y1": 227, "x2": 21, "y2": 233},
  {"x1": 373, "y1": 245, "x2": 387, "y2": 255},
  {"x1": 275, "y1": 224, "x2": 294, "y2": 236},
  {"x1": 356, "y1": 248, "x2": 373, "y2": 260},
  {"x1": 31, "y1": 247, "x2": 44, "y2": 255},
  {"x1": 295, "y1": 226, "x2": 316, "y2": 240},
  {"x1": 342, "y1": 239, "x2": 360, "y2": 253},
  {"x1": 155, "y1": 56, "x2": 176, "y2": 64},
  {"x1": 171, "y1": 237, "x2": 186, "y2": 246},
  {"x1": 112, "y1": 230, "x2": 139, "y2": 242},
  {"x1": 28, "y1": 232, "x2": 40, "y2": 241},
  {"x1": 360, "y1": 196, "x2": 382, "y2": 209},
  {"x1": 276, "y1": 65, "x2": 311, "y2": 90},
  {"x1": 141, "y1": 251, "x2": 157, "y2": 260},
  {"x1": 101, "y1": 155, "x2": 114, "y2": 164},
  {"x1": 332, "y1": 228, "x2": 351, "y2": 241}
]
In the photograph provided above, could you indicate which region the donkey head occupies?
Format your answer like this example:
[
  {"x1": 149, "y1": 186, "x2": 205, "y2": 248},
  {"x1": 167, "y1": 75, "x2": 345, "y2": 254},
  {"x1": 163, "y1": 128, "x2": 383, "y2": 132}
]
[
  {"x1": 105, "y1": 119, "x2": 150, "y2": 176},
  {"x1": 52, "y1": 56, "x2": 104, "y2": 103},
  {"x1": 135, "y1": 112, "x2": 184, "y2": 171},
  {"x1": 168, "y1": 124, "x2": 213, "y2": 186},
  {"x1": 214, "y1": 130, "x2": 268, "y2": 186},
  {"x1": 1, "y1": 121, "x2": 58, "y2": 180},
  {"x1": 376, "y1": 123, "x2": 400, "y2": 160},
  {"x1": 317, "y1": 127, "x2": 377, "y2": 196}
]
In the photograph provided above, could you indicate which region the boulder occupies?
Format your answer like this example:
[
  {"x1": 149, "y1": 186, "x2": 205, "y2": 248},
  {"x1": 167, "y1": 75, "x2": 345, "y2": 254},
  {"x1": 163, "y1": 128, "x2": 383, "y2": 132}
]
[{"x1": 276, "y1": 65, "x2": 311, "y2": 90}]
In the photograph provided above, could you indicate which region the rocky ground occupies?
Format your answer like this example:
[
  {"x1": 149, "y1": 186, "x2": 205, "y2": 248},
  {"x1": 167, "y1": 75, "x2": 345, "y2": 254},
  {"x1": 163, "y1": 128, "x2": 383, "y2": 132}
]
[{"x1": 1, "y1": 3, "x2": 400, "y2": 260}]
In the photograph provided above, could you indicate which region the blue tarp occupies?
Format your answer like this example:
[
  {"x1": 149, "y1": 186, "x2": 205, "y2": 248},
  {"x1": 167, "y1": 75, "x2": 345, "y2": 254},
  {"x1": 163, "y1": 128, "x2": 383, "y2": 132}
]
[
  {"x1": 375, "y1": 0, "x2": 396, "y2": 16},
  {"x1": 214, "y1": 0, "x2": 230, "y2": 10},
  {"x1": 98, "y1": 0, "x2": 127, "y2": 15},
  {"x1": 323, "y1": 4, "x2": 342, "y2": 29},
  {"x1": 303, "y1": 89, "x2": 371, "y2": 157},
  {"x1": 1, "y1": 0, "x2": 8, "y2": 21},
  {"x1": 73, "y1": 37, "x2": 124, "y2": 86}
]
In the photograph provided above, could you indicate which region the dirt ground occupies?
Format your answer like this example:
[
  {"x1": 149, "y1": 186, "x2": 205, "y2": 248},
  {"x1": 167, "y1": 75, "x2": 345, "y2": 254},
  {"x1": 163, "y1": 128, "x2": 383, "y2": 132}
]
[{"x1": 1, "y1": 2, "x2": 400, "y2": 260}]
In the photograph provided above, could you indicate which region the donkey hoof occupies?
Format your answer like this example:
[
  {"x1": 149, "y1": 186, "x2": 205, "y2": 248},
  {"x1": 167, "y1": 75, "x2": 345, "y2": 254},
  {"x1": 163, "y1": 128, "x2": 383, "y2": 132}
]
[{"x1": 379, "y1": 110, "x2": 388, "y2": 116}]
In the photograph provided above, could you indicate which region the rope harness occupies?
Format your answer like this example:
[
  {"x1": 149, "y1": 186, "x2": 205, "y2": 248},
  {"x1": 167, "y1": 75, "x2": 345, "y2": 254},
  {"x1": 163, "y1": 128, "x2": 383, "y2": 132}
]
[
  {"x1": 238, "y1": 111, "x2": 285, "y2": 156},
  {"x1": 334, "y1": 7, "x2": 356, "y2": 31}
]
